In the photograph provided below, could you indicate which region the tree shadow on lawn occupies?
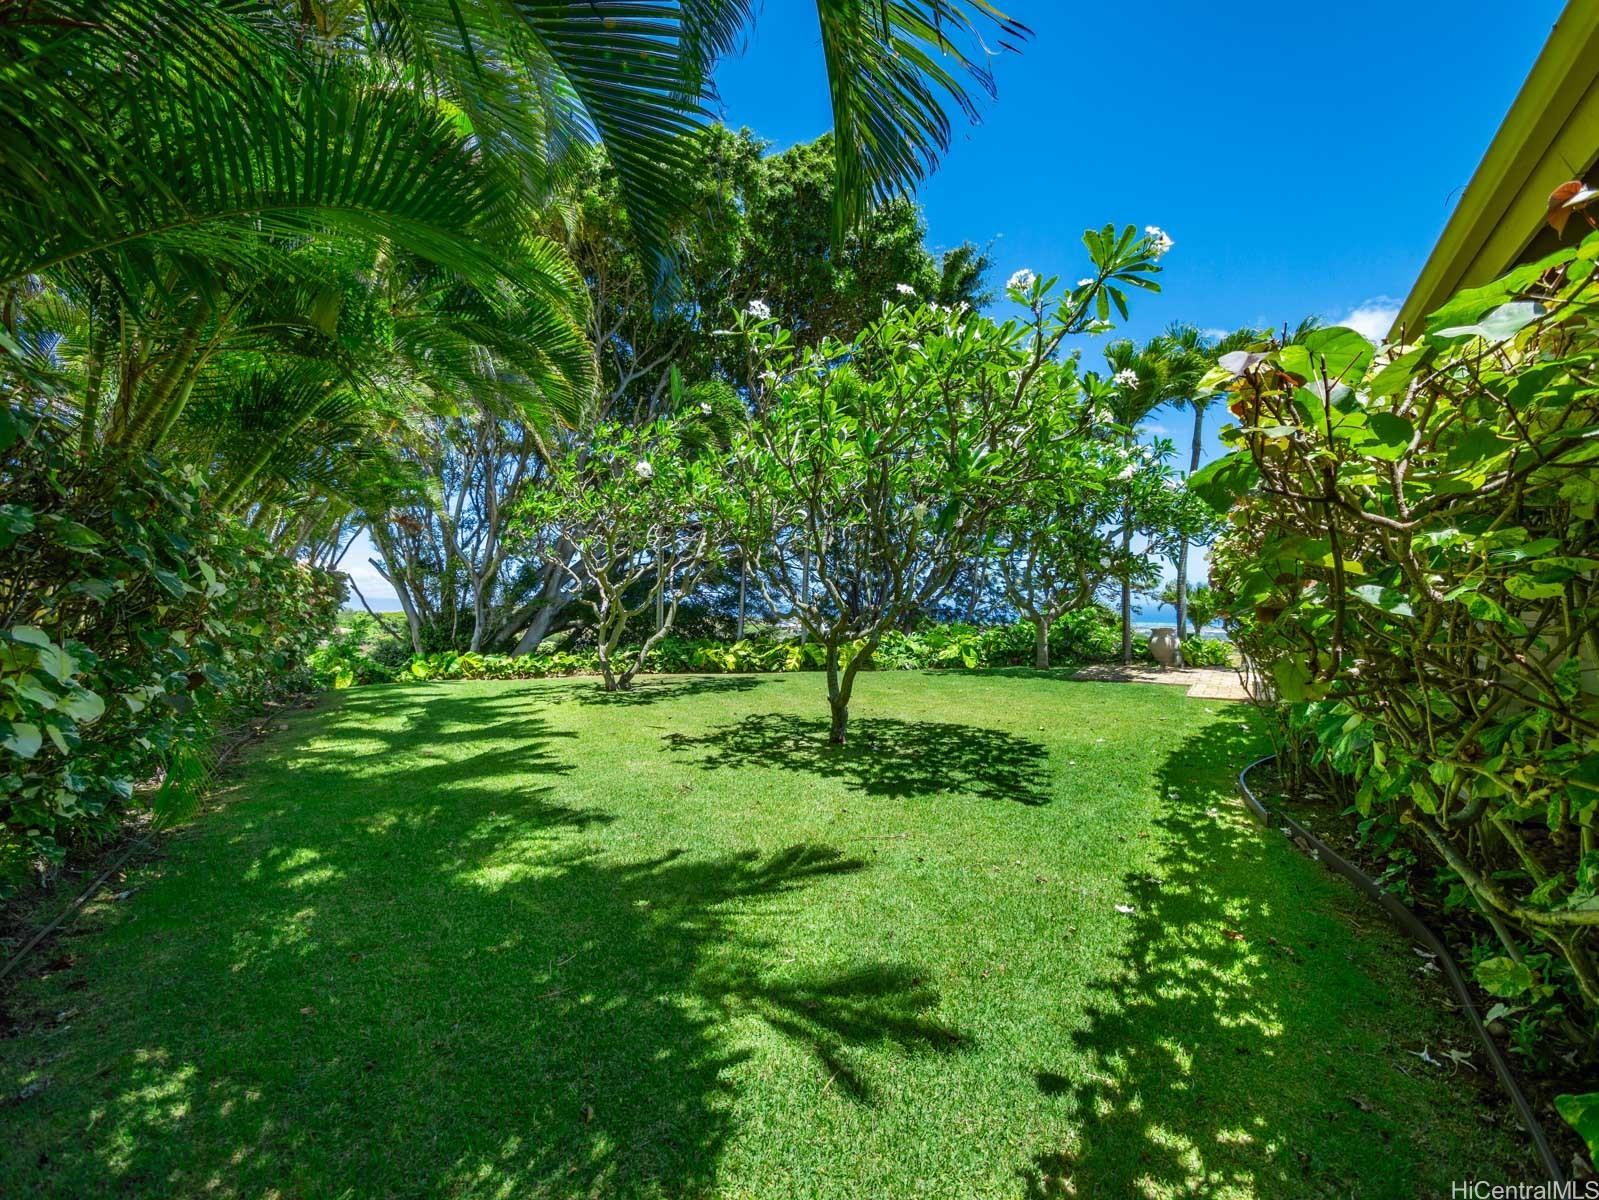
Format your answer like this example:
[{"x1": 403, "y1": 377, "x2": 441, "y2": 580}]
[
  {"x1": 665, "y1": 712, "x2": 1053, "y2": 805},
  {"x1": 558, "y1": 673, "x2": 766, "y2": 707},
  {"x1": 9, "y1": 685, "x2": 964, "y2": 1199},
  {"x1": 1023, "y1": 706, "x2": 1529, "y2": 1197}
]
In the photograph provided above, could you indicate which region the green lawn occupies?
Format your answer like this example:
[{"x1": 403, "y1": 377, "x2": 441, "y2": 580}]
[{"x1": 1, "y1": 672, "x2": 1530, "y2": 1198}]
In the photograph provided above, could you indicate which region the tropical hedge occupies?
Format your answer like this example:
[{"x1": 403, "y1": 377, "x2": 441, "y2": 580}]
[
  {"x1": 1199, "y1": 231, "x2": 1599, "y2": 1096},
  {"x1": 0, "y1": 406, "x2": 343, "y2": 888},
  {"x1": 310, "y1": 606, "x2": 1233, "y2": 688}
]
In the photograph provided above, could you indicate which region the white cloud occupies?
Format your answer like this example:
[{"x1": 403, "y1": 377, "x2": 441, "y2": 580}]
[{"x1": 1336, "y1": 297, "x2": 1401, "y2": 343}]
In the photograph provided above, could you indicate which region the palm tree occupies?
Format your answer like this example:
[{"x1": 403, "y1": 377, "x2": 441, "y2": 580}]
[
  {"x1": 5, "y1": 0, "x2": 1027, "y2": 543},
  {"x1": 1151, "y1": 324, "x2": 1263, "y2": 642},
  {"x1": 331, "y1": 1, "x2": 1030, "y2": 254},
  {"x1": 1100, "y1": 338, "x2": 1171, "y2": 664}
]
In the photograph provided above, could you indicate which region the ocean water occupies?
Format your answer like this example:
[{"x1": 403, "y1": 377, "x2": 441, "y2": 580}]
[{"x1": 1129, "y1": 602, "x2": 1224, "y2": 635}]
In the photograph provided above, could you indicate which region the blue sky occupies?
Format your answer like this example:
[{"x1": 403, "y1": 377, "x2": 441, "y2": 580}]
[
  {"x1": 343, "y1": 3, "x2": 1565, "y2": 609},
  {"x1": 713, "y1": 0, "x2": 1565, "y2": 457}
]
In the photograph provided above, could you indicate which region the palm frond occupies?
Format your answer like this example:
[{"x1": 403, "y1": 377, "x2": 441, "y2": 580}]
[
  {"x1": 812, "y1": 0, "x2": 1028, "y2": 238},
  {"x1": 1, "y1": 4, "x2": 530, "y2": 295}
]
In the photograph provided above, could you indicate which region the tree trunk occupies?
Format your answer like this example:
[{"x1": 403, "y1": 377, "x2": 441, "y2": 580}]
[
  {"x1": 736, "y1": 558, "x2": 747, "y2": 641},
  {"x1": 1034, "y1": 616, "x2": 1050, "y2": 670},
  {"x1": 595, "y1": 600, "x2": 630, "y2": 691},
  {"x1": 654, "y1": 538, "x2": 664, "y2": 632},
  {"x1": 829, "y1": 696, "x2": 849, "y2": 744},
  {"x1": 511, "y1": 600, "x2": 563, "y2": 655},
  {"x1": 510, "y1": 564, "x2": 571, "y2": 655},
  {"x1": 1120, "y1": 516, "x2": 1134, "y2": 665},
  {"x1": 1174, "y1": 403, "x2": 1206, "y2": 666},
  {"x1": 1172, "y1": 540, "x2": 1188, "y2": 668},
  {"x1": 469, "y1": 587, "x2": 486, "y2": 653},
  {"x1": 825, "y1": 642, "x2": 848, "y2": 745},
  {"x1": 376, "y1": 551, "x2": 425, "y2": 656},
  {"x1": 800, "y1": 551, "x2": 811, "y2": 644},
  {"x1": 597, "y1": 644, "x2": 625, "y2": 692}
]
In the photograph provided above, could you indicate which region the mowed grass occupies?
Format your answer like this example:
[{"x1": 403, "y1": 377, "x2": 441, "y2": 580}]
[{"x1": 1, "y1": 672, "x2": 1531, "y2": 1198}]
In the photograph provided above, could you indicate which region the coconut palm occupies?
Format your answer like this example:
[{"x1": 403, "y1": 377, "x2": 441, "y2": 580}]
[
  {"x1": 1152, "y1": 323, "x2": 1264, "y2": 640},
  {"x1": 1099, "y1": 338, "x2": 1172, "y2": 664}
]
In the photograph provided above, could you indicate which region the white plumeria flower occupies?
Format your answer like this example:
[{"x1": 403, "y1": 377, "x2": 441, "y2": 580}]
[
  {"x1": 894, "y1": 283, "x2": 917, "y2": 297},
  {"x1": 1116, "y1": 463, "x2": 1138, "y2": 481},
  {"x1": 1077, "y1": 278, "x2": 1094, "y2": 288},
  {"x1": 1144, "y1": 225, "x2": 1174, "y2": 258},
  {"x1": 745, "y1": 299, "x2": 771, "y2": 320},
  {"x1": 633, "y1": 460, "x2": 655, "y2": 481},
  {"x1": 1114, "y1": 367, "x2": 1140, "y2": 388},
  {"x1": 1007, "y1": 268, "x2": 1036, "y2": 292}
]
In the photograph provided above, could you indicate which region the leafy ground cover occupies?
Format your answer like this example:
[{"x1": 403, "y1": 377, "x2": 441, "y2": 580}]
[{"x1": 0, "y1": 673, "x2": 1532, "y2": 1197}]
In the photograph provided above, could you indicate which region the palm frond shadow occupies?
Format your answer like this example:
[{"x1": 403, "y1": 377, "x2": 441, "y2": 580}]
[{"x1": 37, "y1": 686, "x2": 965, "y2": 1197}]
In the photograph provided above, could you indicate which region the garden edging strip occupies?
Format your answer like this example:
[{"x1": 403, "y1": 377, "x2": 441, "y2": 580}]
[{"x1": 1237, "y1": 754, "x2": 1566, "y2": 1185}]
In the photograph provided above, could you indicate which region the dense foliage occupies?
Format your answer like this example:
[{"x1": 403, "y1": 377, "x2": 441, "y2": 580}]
[
  {"x1": 368, "y1": 128, "x2": 997, "y2": 655},
  {"x1": 307, "y1": 605, "x2": 1199, "y2": 687},
  {"x1": 1, "y1": 407, "x2": 342, "y2": 885},
  {"x1": 1201, "y1": 235, "x2": 1599, "y2": 1103},
  {"x1": 724, "y1": 227, "x2": 1173, "y2": 741},
  {"x1": 2, "y1": 0, "x2": 1038, "y2": 883},
  {"x1": 517, "y1": 419, "x2": 730, "y2": 690}
]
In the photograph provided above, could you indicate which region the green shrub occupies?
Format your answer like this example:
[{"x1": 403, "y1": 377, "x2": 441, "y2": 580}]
[
  {"x1": 360, "y1": 605, "x2": 1133, "y2": 688},
  {"x1": 1204, "y1": 234, "x2": 1599, "y2": 1052},
  {"x1": 1053, "y1": 607, "x2": 1124, "y2": 662},
  {"x1": 308, "y1": 625, "x2": 398, "y2": 688},
  {"x1": 1, "y1": 406, "x2": 342, "y2": 886},
  {"x1": 1177, "y1": 637, "x2": 1233, "y2": 668}
]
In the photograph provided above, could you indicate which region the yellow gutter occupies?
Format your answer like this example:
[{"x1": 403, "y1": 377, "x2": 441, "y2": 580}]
[{"x1": 1393, "y1": 0, "x2": 1599, "y2": 336}]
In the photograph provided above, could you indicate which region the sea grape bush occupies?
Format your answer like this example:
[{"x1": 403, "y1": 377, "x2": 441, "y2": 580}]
[
  {"x1": 1, "y1": 405, "x2": 343, "y2": 886},
  {"x1": 1199, "y1": 234, "x2": 1599, "y2": 1086}
]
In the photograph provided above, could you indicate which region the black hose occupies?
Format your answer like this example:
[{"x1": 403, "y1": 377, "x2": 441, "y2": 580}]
[{"x1": 1238, "y1": 753, "x2": 1566, "y2": 1186}]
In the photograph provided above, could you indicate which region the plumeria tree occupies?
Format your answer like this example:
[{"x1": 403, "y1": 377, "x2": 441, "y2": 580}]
[
  {"x1": 518, "y1": 421, "x2": 727, "y2": 691},
  {"x1": 995, "y1": 440, "x2": 1180, "y2": 668},
  {"x1": 724, "y1": 225, "x2": 1169, "y2": 742}
]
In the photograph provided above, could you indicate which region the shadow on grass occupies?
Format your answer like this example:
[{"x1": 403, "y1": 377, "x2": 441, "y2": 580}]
[
  {"x1": 562, "y1": 674, "x2": 766, "y2": 707},
  {"x1": 921, "y1": 666, "x2": 1088, "y2": 681},
  {"x1": 665, "y1": 712, "x2": 1053, "y2": 805},
  {"x1": 14, "y1": 686, "x2": 963, "y2": 1199},
  {"x1": 1022, "y1": 705, "x2": 1525, "y2": 1197}
]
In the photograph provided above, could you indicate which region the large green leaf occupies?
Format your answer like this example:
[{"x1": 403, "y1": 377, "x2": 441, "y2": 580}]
[
  {"x1": 1474, "y1": 956, "x2": 1535, "y2": 998},
  {"x1": 1186, "y1": 451, "x2": 1258, "y2": 512},
  {"x1": 0, "y1": 720, "x2": 43, "y2": 760},
  {"x1": 1555, "y1": 1093, "x2": 1599, "y2": 1161}
]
